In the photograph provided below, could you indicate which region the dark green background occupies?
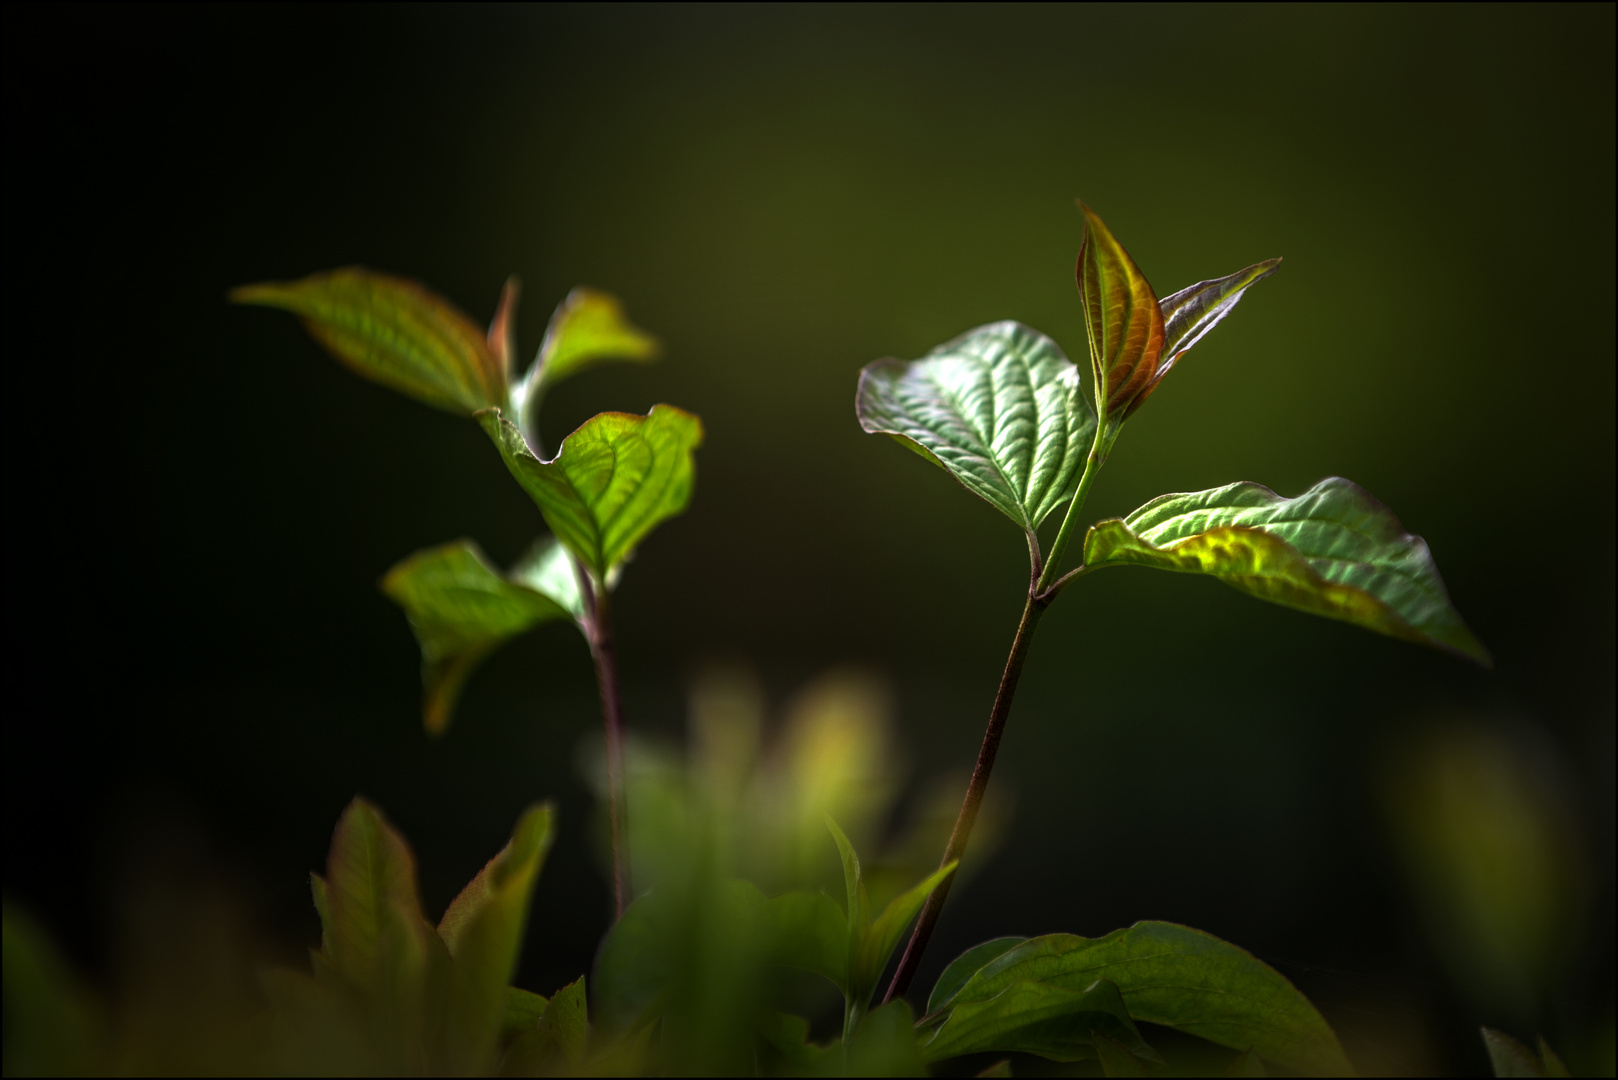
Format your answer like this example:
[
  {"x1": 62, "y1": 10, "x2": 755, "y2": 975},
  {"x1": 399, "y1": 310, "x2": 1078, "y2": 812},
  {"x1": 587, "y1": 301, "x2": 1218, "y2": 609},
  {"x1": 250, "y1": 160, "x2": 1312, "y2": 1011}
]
[{"x1": 4, "y1": 4, "x2": 1612, "y2": 1074}]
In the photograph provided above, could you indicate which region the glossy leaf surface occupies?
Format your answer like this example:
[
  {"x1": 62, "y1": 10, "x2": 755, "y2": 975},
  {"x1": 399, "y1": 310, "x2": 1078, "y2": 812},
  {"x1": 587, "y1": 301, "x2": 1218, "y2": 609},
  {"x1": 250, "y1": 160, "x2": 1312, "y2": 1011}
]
[
  {"x1": 921, "y1": 922, "x2": 1351, "y2": 1075},
  {"x1": 1084, "y1": 477, "x2": 1488, "y2": 664},
  {"x1": 534, "y1": 288, "x2": 659, "y2": 391},
  {"x1": 927, "y1": 937, "x2": 1028, "y2": 1017},
  {"x1": 434, "y1": 804, "x2": 556, "y2": 1075},
  {"x1": 1136, "y1": 258, "x2": 1281, "y2": 416},
  {"x1": 480, "y1": 405, "x2": 703, "y2": 579},
  {"x1": 233, "y1": 268, "x2": 503, "y2": 415},
  {"x1": 1077, "y1": 204, "x2": 1164, "y2": 419},
  {"x1": 381, "y1": 538, "x2": 582, "y2": 735},
  {"x1": 857, "y1": 321, "x2": 1095, "y2": 533}
]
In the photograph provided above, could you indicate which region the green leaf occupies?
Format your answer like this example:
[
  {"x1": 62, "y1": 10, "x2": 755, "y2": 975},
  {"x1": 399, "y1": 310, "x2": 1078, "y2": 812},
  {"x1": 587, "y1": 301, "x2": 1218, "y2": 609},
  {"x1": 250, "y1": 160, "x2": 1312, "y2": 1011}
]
[
  {"x1": 501, "y1": 987, "x2": 549, "y2": 1041},
  {"x1": 1096, "y1": 1031, "x2": 1152, "y2": 1077},
  {"x1": 591, "y1": 892, "x2": 667, "y2": 1034},
  {"x1": 922, "y1": 922, "x2": 1351, "y2": 1075},
  {"x1": 434, "y1": 804, "x2": 557, "y2": 1075},
  {"x1": 844, "y1": 1000, "x2": 927, "y2": 1077},
  {"x1": 1224, "y1": 1047, "x2": 1269, "y2": 1077},
  {"x1": 501, "y1": 977, "x2": 588, "y2": 1076},
  {"x1": 310, "y1": 871, "x2": 332, "y2": 954},
  {"x1": 825, "y1": 815, "x2": 870, "y2": 934},
  {"x1": 1483, "y1": 1028, "x2": 1547, "y2": 1078},
  {"x1": 479, "y1": 405, "x2": 703, "y2": 580},
  {"x1": 927, "y1": 937, "x2": 1029, "y2": 1017},
  {"x1": 1076, "y1": 203, "x2": 1164, "y2": 420},
  {"x1": 921, "y1": 976, "x2": 1157, "y2": 1065},
  {"x1": 853, "y1": 861, "x2": 956, "y2": 1005},
  {"x1": 321, "y1": 797, "x2": 441, "y2": 1063},
  {"x1": 1134, "y1": 259, "x2": 1281, "y2": 417},
  {"x1": 976, "y1": 1061, "x2": 1013, "y2": 1078},
  {"x1": 856, "y1": 321, "x2": 1096, "y2": 535},
  {"x1": 532, "y1": 287, "x2": 659, "y2": 393},
  {"x1": 1, "y1": 902, "x2": 104, "y2": 1076},
  {"x1": 381, "y1": 538, "x2": 582, "y2": 735},
  {"x1": 1536, "y1": 1037, "x2": 1571, "y2": 1079},
  {"x1": 232, "y1": 267, "x2": 504, "y2": 416},
  {"x1": 764, "y1": 891, "x2": 850, "y2": 991},
  {"x1": 1083, "y1": 477, "x2": 1489, "y2": 664}
]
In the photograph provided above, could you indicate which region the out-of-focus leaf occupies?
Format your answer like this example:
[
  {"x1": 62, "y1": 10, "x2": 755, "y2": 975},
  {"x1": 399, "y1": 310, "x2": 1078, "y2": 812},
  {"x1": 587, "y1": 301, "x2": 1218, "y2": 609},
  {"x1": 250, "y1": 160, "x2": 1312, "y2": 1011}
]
[
  {"x1": 1, "y1": 902, "x2": 104, "y2": 1076},
  {"x1": 921, "y1": 977, "x2": 1155, "y2": 1064},
  {"x1": 975, "y1": 1060, "x2": 1013, "y2": 1078},
  {"x1": 310, "y1": 872, "x2": 332, "y2": 954},
  {"x1": 1537, "y1": 1037, "x2": 1571, "y2": 1078},
  {"x1": 487, "y1": 277, "x2": 520, "y2": 387},
  {"x1": 479, "y1": 405, "x2": 703, "y2": 580},
  {"x1": 501, "y1": 987, "x2": 549, "y2": 1041},
  {"x1": 845, "y1": 1000, "x2": 927, "y2": 1077},
  {"x1": 258, "y1": 966, "x2": 375, "y2": 1075},
  {"x1": 533, "y1": 288, "x2": 659, "y2": 392},
  {"x1": 853, "y1": 861, "x2": 956, "y2": 1003},
  {"x1": 1483, "y1": 1028, "x2": 1547, "y2": 1078},
  {"x1": 540, "y1": 976, "x2": 589, "y2": 1066},
  {"x1": 857, "y1": 321, "x2": 1094, "y2": 536},
  {"x1": 434, "y1": 804, "x2": 556, "y2": 1075},
  {"x1": 1133, "y1": 259, "x2": 1281, "y2": 417},
  {"x1": 1076, "y1": 203, "x2": 1164, "y2": 420},
  {"x1": 927, "y1": 937, "x2": 1028, "y2": 1017},
  {"x1": 501, "y1": 978, "x2": 587, "y2": 1077},
  {"x1": 382, "y1": 539, "x2": 582, "y2": 735},
  {"x1": 1084, "y1": 477, "x2": 1489, "y2": 665},
  {"x1": 232, "y1": 268, "x2": 504, "y2": 415},
  {"x1": 826, "y1": 815, "x2": 871, "y2": 935},
  {"x1": 321, "y1": 798, "x2": 440, "y2": 1064},
  {"x1": 1096, "y1": 1032, "x2": 1151, "y2": 1077},
  {"x1": 922, "y1": 923, "x2": 1350, "y2": 1075},
  {"x1": 591, "y1": 893, "x2": 667, "y2": 1035},
  {"x1": 1224, "y1": 1046, "x2": 1269, "y2": 1077},
  {"x1": 765, "y1": 891, "x2": 850, "y2": 991}
]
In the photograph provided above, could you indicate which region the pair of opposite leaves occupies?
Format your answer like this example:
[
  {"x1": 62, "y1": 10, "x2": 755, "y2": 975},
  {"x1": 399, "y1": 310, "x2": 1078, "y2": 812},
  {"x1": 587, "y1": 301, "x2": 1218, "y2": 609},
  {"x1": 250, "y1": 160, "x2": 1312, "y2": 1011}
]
[
  {"x1": 232, "y1": 273, "x2": 704, "y2": 733},
  {"x1": 858, "y1": 203, "x2": 1489, "y2": 666}
]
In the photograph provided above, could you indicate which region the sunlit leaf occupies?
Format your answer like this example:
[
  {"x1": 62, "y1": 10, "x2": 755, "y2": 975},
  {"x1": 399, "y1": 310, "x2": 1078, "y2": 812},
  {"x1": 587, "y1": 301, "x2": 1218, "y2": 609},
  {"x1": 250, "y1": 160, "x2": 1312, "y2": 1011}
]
[
  {"x1": 533, "y1": 288, "x2": 659, "y2": 392},
  {"x1": 232, "y1": 268, "x2": 504, "y2": 415},
  {"x1": 853, "y1": 861, "x2": 956, "y2": 1004},
  {"x1": 857, "y1": 321, "x2": 1095, "y2": 535},
  {"x1": 1083, "y1": 477, "x2": 1489, "y2": 664},
  {"x1": 381, "y1": 538, "x2": 583, "y2": 735},
  {"x1": 1, "y1": 903, "x2": 104, "y2": 1076},
  {"x1": 764, "y1": 891, "x2": 849, "y2": 991},
  {"x1": 1134, "y1": 258, "x2": 1280, "y2": 417},
  {"x1": 927, "y1": 937, "x2": 1028, "y2": 1017},
  {"x1": 922, "y1": 922, "x2": 1350, "y2": 1075},
  {"x1": 435, "y1": 804, "x2": 556, "y2": 1075},
  {"x1": 1076, "y1": 203, "x2": 1164, "y2": 420},
  {"x1": 921, "y1": 976, "x2": 1155, "y2": 1064},
  {"x1": 321, "y1": 798, "x2": 441, "y2": 1065},
  {"x1": 479, "y1": 405, "x2": 703, "y2": 580}
]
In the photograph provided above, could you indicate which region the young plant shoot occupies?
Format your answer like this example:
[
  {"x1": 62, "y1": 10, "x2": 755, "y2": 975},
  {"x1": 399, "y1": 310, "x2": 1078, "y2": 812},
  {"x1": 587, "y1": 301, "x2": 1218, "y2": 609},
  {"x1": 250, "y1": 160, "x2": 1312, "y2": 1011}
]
[
  {"x1": 232, "y1": 271, "x2": 702, "y2": 918},
  {"x1": 856, "y1": 202, "x2": 1490, "y2": 1012}
]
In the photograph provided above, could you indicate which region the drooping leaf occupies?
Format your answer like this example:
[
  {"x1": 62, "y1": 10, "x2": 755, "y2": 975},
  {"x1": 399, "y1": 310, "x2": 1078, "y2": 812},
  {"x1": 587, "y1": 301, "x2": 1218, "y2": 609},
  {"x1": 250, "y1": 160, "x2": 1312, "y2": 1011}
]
[
  {"x1": 1095, "y1": 1032, "x2": 1152, "y2": 1077},
  {"x1": 857, "y1": 321, "x2": 1095, "y2": 536},
  {"x1": 927, "y1": 937, "x2": 1029, "y2": 1017},
  {"x1": 1134, "y1": 258, "x2": 1281, "y2": 417},
  {"x1": 479, "y1": 405, "x2": 703, "y2": 580},
  {"x1": 321, "y1": 798, "x2": 442, "y2": 1066},
  {"x1": 764, "y1": 891, "x2": 850, "y2": 991},
  {"x1": 1483, "y1": 1028, "x2": 1548, "y2": 1078},
  {"x1": 232, "y1": 268, "x2": 504, "y2": 415},
  {"x1": 845, "y1": 1000, "x2": 928, "y2": 1077},
  {"x1": 533, "y1": 288, "x2": 659, "y2": 392},
  {"x1": 1083, "y1": 477, "x2": 1489, "y2": 664},
  {"x1": 921, "y1": 976, "x2": 1156, "y2": 1065},
  {"x1": 434, "y1": 804, "x2": 557, "y2": 1075},
  {"x1": 1, "y1": 903, "x2": 104, "y2": 1076},
  {"x1": 381, "y1": 538, "x2": 583, "y2": 735},
  {"x1": 853, "y1": 861, "x2": 956, "y2": 1004},
  {"x1": 922, "y1": 922, "x2": 1350, "y2": 1075},
  {"x1": 1076, "y1": 203, "x2": 1164, "y2": 420}
]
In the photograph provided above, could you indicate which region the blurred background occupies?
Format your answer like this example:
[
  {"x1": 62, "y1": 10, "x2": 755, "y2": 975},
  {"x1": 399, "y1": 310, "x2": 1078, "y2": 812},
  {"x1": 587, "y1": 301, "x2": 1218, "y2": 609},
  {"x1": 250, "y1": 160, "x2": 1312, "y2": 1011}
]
[{"x1": 3, "y1": 4, "x2": 1612, "y2": 1074}]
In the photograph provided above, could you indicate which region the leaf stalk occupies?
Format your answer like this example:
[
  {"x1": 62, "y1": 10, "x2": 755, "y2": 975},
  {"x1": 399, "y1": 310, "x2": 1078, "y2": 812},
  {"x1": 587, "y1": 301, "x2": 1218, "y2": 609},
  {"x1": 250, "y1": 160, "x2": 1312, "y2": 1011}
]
[{"x1": 579, "y1": 569, "x2": 632, "y2": 918}]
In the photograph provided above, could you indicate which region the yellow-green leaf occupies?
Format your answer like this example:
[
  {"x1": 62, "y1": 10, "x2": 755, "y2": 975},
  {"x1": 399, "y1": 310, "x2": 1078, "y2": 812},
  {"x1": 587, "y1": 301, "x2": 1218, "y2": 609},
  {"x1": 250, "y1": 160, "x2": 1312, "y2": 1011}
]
[
  {"x1": 381, "y1": 538, "x2": 583, "y2": 735},
  {"x1": 534, "y1": 288, "x2": 659, "y2": 392},
  {"x1": 232, "y1": 268, "x2": 504, "y2": 415},
  {"x1": 1083, "y1": 477, "x2": 1489, "y2": 664},
  {"x1": 478, "y1": 405, "x2": 703, "y2": 580}
]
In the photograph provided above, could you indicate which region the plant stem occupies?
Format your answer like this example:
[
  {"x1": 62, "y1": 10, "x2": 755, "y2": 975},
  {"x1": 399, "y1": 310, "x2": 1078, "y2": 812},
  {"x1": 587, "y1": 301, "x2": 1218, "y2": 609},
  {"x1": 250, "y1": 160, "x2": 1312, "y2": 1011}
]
[
  {"x1": 583, "y1": 576, "x2": 632, "y2": 918},
  {"x1": 882, "y1": 591, "x2": 1047, "y2": 1003},
  {"x1": 883, "y1": 439, "x2": 1108, "y2": 1004}
]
